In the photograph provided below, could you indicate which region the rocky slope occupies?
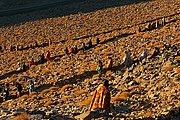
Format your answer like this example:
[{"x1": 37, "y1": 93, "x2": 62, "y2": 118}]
[{"x1": 0, "y1": 0, "x2": 180, "y2": 119}]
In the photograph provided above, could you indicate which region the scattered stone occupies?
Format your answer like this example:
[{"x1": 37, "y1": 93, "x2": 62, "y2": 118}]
[{"x1": 0, "y1": 1, "x2": 179, "y2": 119}]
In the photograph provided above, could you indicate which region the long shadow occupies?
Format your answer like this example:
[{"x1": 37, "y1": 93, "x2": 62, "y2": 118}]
[
  {"x1": 112, "y1": 99, "x2": 155, "y2": 119},
  {"x1": 0, "y1": 59, "x2": 125, "y2": 102},
  {"x1": 0, "y1": 62, "x2": 39, "y2": 80},
  {"x1": 0, "y1": 53, "x2": 64, "y2": 81},
  {"x1": 28, "y1": 110, "x2": 75, "y2": 120},
  {"x1": 100, "y1": 32, "x2": 134, "y2": 45},
  {"x1": 54, "y1": 61, "x2": 125, "y2": 88},
  {"x1": 0, "y1": 0, "x2": 151, "y2": 27},
  {"x1": 72, "y1": 12, "x2": 180, "y2": 41},
  {"x1": 158, "y1": 107, "x2": 180, "y2": 120},
  {"x1": 1, "y1": 16, "x2": 178, "y2": 56},
  {"x1": 0, "y1": 69, "x2": 26, "y2": 80},
  {"x1": 0, "y1": 30, "x2": 135, "y2": 81},
  {"x1": 0, "y1": 18, "x2": 177, "y2": 81},
  {"x1": 2, "y1": 43, "x2": 176, "y2": 106},
  {"x1": 19, "y1": 43, "x2": 49, "y2": 51},
  {"x1": 0, "y1": 41, "x2": 65, "y2": 57},
  {"x1": 8, "y1": 41, "x2": 62, "y2": 52},
  {"x1": 0, "y1": 14, "x2": 174, "y2": 81}
]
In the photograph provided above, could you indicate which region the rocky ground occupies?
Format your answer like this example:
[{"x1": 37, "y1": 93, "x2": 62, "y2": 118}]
[{"x1": 0, "y1": 0, "x2": 180, "y2": 119}]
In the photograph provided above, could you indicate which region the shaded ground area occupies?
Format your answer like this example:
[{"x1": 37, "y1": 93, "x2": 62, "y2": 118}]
[
  {"x1": 0, "y1": 0, "x2": 66, "y2": 10},
  {"x1": 0, "y1": 0, "x2": 151, "y2": 26}
]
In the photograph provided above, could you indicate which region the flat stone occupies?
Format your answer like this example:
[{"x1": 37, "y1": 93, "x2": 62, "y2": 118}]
[
  {"x1": 128, "y1": 80, "x2": 138, "y2": 86},
  {"x1": 45, "y1": 111, "x2": 51, "y2": 116},
  {"x1": 16, "y1": 108, "x2": 26, "y2": 114},
  {"x1": 30, "y1": 114, "x2": 43, "y2": 120},
  {"x1": 74, "y1": 111, "x2": 99, "y2": 120}
]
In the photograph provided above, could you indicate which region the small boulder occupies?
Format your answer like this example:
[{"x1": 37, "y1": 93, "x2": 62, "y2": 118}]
[{"x1": 75, "y1": 111, "x2": 99, "y2": 120}]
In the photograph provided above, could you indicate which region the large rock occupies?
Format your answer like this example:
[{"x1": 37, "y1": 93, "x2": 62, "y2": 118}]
[
  {"x1": 15, "y1": 108, "x2": 26, "y2": 114},
  {"x1": 74, "y1": 111, "x2": 99, "y2": 120},
  {"x1": 128, "y1": 80, "x2": 139, "y2": 86},
  {"x1": 29, "y1": 114, "x2": 43, "y2": 120}
]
